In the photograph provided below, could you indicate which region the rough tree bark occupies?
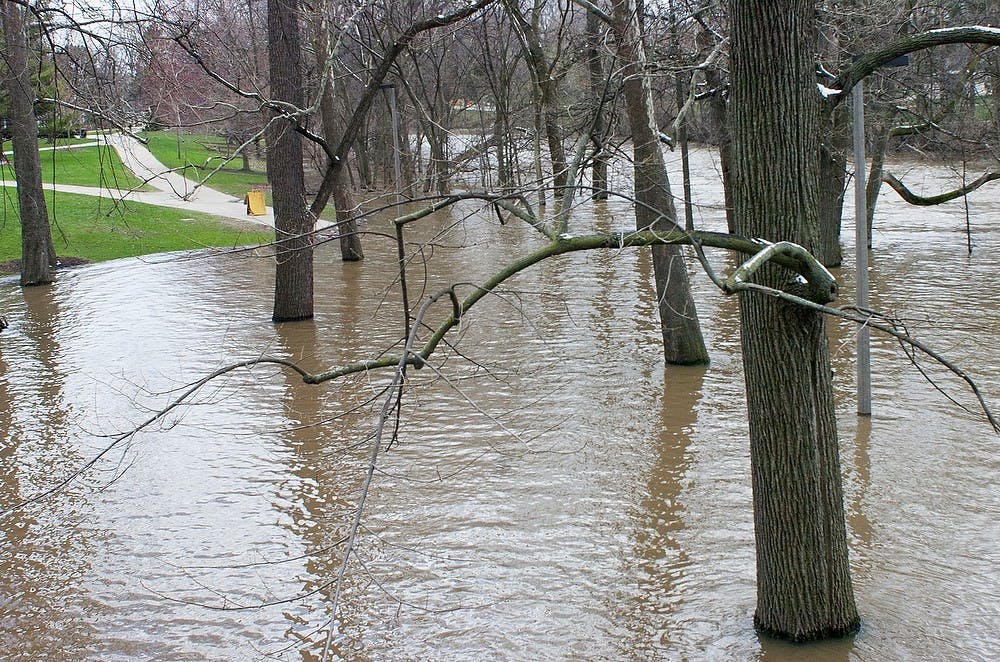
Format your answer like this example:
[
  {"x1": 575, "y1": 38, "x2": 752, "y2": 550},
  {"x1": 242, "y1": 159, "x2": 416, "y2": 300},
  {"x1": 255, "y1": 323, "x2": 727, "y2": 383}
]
[
  {"x1": 267, "y1": 0, "x2": 314, "y2": 321},
  {"x1": 729, "y1": 0, "x2": 859, "y2": 641},
  {"x1": 816, "y1": 105, "x2": 849, "y2": 266},
  {"x1": 611, "y1": 0, "x2": 708, "y2": 365},
  {"x1": 2, "y1": 0, "x2": 55, "y2": 286}
]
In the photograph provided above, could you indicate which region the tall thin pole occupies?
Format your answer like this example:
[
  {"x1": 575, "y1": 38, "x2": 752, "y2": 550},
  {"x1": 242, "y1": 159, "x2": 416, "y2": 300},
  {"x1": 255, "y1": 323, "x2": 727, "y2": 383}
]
[{"x1": 852, "y1": 80, "x2": 872, "y2": 416}]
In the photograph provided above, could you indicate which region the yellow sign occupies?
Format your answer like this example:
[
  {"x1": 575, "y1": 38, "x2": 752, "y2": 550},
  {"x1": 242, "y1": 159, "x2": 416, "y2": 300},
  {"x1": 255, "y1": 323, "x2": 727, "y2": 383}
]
[{"x1": 245, "y1": 190, "x2": 266, "y2": 216}]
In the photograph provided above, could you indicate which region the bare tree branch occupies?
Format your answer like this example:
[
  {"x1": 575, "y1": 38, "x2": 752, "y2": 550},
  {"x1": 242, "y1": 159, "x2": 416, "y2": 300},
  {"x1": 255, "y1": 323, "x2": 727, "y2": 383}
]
[
  {"x1": 882, "y1": 169, "x2": 1000, "y2": 206},
  {"x1": 830, "y1": 26, "x2": 1000, "y2": 100}
]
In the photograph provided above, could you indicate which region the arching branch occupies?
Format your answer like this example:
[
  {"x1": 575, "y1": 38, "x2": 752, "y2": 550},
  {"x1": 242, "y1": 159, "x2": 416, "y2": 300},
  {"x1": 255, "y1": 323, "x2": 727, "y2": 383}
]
[
  {"x1": 303, "y1": 227, "x2": 836, "y2": 385},
  {"x1": 722, "y1": 241, "x2": 836, "y2": 302},
  {"x1": 829, "y1": 26, "x2": 1000, "y2": 101},
  {"x1": 882, "y1": 170, "x2": 1000, "y2": 206}
]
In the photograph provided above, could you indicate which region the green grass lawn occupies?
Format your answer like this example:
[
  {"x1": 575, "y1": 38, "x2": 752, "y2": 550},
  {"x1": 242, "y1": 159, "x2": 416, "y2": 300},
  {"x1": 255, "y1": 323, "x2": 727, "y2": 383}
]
[
  {"x1": 974, "y1": 95, "x2": 996, "y2": 122},
  {"x1": 38, "y1": 136, "x2": 94, "y2": 148},
  {"x1": 141, "y1": 131, "x2": 269, "y2": 198},
  {"x1": 1, "y1": 140, "x2": 147, "y2": 190},
  {"x1": 0, "y1": 187, "x2": 273, "y2": 271},
  {"x1": 41, "y1": 143, "x2": 147, "y2": 189},
  {"x1": 140, "y1": 131, "x2": 340, "y2": 222}
]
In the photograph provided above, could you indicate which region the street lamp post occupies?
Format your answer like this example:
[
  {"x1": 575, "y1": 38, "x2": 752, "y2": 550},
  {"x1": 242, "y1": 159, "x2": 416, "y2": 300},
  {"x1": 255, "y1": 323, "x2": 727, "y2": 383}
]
[
  {"x1": 850, "y1": 53, "x2": 908, "y2": 417},
  {"x1": 852, "y1": 80, "x2": 872, "y2": 416}
]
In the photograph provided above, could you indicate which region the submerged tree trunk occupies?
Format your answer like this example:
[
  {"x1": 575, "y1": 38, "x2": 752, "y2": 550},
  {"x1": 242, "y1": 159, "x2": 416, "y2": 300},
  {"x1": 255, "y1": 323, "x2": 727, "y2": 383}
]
[
  {"x1": 267, "y1": 0, "x2": 314, "y2": 321},
  {"x1": 331, "y1": 181, "x2": 362, "y2": 261},
  {"x1": 706, "y1": 70, "x2": 735, "y2": 234},
  {"x1": 306, "y1": 164, "x2": 360, "y2": 257},
  {"x1": 865, "y1": 127, "x2": 890, "y2": 248},
  {"x1": 312, "y1": 14, "x2": 364, "y2": 262},
  {"x1": 730, "y1": 0, "x2": 859, "y2": 641},
  {"x1": 611, "y1": 0, "x2": 708, "y2": 366},
  {"x1": 427, "y1": 129, "x2": 450, "y2": 195},
  {"x1": 817, "y1": 134, "x2": 847, "y2": 266},
  {"x1": 816, "y1": 97, "x2": 850, "y2": 266},
  {"x1": 2, "y1": 0, "x2": 55, "y2": 286},
  {"x1": 586, "y1": 8, "x2": 609, "y2": 200}
]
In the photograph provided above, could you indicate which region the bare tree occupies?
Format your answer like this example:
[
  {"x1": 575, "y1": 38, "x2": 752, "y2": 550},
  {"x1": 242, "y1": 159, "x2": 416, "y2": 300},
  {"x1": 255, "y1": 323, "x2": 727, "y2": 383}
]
[
  {"x1": 729, "y1": 0, "x2": 858, "y2": 640},
  {"x1": 308, "y1": 0, "x2": 499, "y2": 264},
  {"x1": 609, "y1": 0, "x2": 708, "y2": 365},
  {"x1": 267, "y1": 0, "x2": 313, "y2": 321},
  {"x1": 2, "y1": 0, "x2": 56, "y2": 286},
  {"x1": 465, "y1": 7, "x2": 531, "y2": 192},
  {"x1": 814, "y1": 9, "x2": 1000, "y2": 264},
  {"x1": 501, "y1": 0, "x2": 576, "y2": 200}
]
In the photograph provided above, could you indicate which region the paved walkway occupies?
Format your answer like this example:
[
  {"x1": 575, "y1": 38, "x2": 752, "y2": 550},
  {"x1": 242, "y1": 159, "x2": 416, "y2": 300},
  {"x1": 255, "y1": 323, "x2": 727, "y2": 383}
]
[{"x1": 2, "y1": 132, "x2": 279, "y2": 227}]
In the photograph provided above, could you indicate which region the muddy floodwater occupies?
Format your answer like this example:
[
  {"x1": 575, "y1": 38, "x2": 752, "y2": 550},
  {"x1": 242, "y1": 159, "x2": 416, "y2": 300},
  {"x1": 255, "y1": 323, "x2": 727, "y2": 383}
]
[{"x1": 1, "y1": 150, "x2": 998, "y2": 660}]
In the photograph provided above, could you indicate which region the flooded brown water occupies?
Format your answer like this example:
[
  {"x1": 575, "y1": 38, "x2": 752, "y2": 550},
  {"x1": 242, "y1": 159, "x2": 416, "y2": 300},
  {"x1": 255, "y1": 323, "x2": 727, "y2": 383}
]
[{"x1": 1, "y1": 149, "x2": 998, "y2": 660}]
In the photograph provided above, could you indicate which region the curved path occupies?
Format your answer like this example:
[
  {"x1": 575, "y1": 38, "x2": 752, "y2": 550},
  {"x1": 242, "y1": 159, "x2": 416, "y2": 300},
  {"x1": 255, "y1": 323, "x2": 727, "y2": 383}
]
[{"x1": 3, "y1": 132, "x2": 281, "y2": 227}]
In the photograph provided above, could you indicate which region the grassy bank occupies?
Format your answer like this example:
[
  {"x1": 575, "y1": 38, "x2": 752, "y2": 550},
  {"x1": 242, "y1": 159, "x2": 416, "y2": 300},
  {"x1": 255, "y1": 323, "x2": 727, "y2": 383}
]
[
  {"x1": 140, "y1": 131, "x2": 342, "y2": 222},
  {"x1": 0, "y1": 188, "x2": 273, "y2": 272},
  {"x1": 1, "y1": 140, "x2": 147, "y2": 190}
]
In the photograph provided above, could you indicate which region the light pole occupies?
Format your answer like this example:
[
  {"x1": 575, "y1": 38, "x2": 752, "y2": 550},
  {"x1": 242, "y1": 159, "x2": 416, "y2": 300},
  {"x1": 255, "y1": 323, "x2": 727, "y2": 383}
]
[
  {"x1": 850, "y1": 54, "x2": 908, "y2": 417},
  {"x1": 852, "y1": 80, "x2": 871, "y2": 416}
]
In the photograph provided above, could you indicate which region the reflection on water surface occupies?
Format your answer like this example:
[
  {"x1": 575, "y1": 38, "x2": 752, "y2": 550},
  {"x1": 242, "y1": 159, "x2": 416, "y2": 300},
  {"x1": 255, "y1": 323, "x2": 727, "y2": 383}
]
[{"x1": 1, "y1": 149, "x2": 998, "y2": 660}]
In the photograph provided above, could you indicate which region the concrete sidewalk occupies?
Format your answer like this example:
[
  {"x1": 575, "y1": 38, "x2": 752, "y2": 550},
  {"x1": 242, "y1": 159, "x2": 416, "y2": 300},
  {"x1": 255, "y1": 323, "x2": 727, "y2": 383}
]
[
  {"x1": 2, "y1": 132, "x2": 280, "y2": 227},
  {"x1": 102, "y1": 132, "x2": 278, "y2": 226}
]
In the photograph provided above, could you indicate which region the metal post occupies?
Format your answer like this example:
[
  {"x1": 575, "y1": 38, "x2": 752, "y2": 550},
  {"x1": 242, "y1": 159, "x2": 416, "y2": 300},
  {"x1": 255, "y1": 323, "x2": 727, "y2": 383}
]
[{"x1": 852, "y1": 80, "x2": 872, "y2": 416}]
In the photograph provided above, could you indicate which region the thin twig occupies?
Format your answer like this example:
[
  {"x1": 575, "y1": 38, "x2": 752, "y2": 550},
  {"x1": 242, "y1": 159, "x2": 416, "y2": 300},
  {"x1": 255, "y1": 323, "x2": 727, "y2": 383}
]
[{"x1": 319, "y1": 287, "x2": 457, "y2": 661}]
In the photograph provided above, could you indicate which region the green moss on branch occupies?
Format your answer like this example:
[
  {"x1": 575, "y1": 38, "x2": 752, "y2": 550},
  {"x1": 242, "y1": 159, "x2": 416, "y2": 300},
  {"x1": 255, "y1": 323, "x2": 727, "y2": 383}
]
[{"x1": 306, "y1": 229, "x2": 835, "y2": 384}]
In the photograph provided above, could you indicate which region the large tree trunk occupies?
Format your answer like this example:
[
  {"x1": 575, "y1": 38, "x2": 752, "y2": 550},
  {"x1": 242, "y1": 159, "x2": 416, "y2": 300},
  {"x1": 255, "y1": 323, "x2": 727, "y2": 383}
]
[
  {"x1": 267, "y1": 0, "x2": 314, "y2": 321},
  {"x1": 611, "y1": 0, "x2": 708, "y2": 366},
  {"x1": 729, "y1": 0, "x2": 859, "y2": 641},
  {"x1": 2, "y1": 0, "x2": 55, "y2": 287}
]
